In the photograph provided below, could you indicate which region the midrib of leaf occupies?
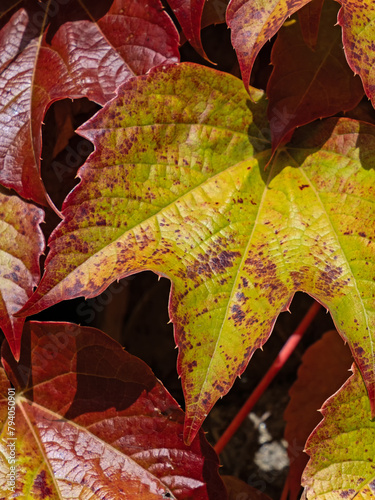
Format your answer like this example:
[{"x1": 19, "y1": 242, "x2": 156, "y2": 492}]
[
  {"x1": 286, "y1": 148, "x2": 374, "y2": 389},
  {"x1": 58, "y1": 152, "x2": 252, "y2": 266},
  {"x1": 45, "y1": 139, "x2": 260, "y2": 305},
  {"x1": 187, "y1": 151, "x2": 276, "y2": 432},
  {"x1": 61, "y1": 122, "x2": 259, "y2": 251},
  {"x1": 98, "y1": 121, "x2": 255, "y2": 139}
]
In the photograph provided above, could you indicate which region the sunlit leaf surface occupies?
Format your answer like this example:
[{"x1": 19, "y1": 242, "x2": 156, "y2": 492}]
[
  {"x1": 338, "y1": 0, "x2": 375, "y2": 107},
  {"x1": 19, "y1": 64, "x2": 375, "y2": 444}
]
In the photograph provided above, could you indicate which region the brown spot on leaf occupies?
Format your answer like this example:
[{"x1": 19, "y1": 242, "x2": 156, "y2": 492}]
[
  {"x1": 339, "y1": 490, "x2": 356, "y2": 498},
  {"x1": 231, "y1": 304, "x2": 246, "y2": 325},
  {"x1": 352, "y1": 343, "x2": 365, "y2": 356},
  {"x1": 34, "y1": 470, "x2": 52, "y2": 498},
  {"x1": 241, "y1": 277, "x2": 249, "y2": 288},
  {"x1": 187, "y1": 360, "x2": 197, "y2": 372},
  {"x1": 236, "y1": 292, "x2": 247, "y2": 302}
]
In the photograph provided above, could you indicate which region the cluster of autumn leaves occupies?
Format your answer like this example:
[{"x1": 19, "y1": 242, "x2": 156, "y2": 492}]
[{"x1": 0, "y1": 0, "x2": 374, "y2": 498}]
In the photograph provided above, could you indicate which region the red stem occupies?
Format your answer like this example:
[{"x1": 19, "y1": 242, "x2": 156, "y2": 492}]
[{"x1": 214, "y1": 300, "x2": 321, "y2": 455}]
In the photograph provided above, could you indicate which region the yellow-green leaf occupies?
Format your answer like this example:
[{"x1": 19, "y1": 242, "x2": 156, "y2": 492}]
[{"x1": 19, "y1": 63, "x2": 375, "y2": 444}]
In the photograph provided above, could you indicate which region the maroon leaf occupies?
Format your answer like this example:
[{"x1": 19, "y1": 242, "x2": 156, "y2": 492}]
[
  {"x1": 267, "y1": 0, "x2": 363, "y2": 150},
  {"x1": 167, "y1": 0, "x2": 207, "y2": 58},
  {"x1": 0, "y1": 189, "x2": 44, "y2": 360},
  {"x1": 226, "y1": 0, "x2": 312, "y2": 92},
  {"x1": 0, "y1": 0, "x2": 179, "y2": 204},
  {"x1": 0, "y1": 322, "x2": 226, "y2": 499}
]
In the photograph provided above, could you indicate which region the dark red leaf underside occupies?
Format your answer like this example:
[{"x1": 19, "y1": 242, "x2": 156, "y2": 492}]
[
  {"x1": 297, "y1": 0, "x2": 324, "y2": 49},
  {"x1": 222, "y1": 476, "x2": 272, "y2": 500},
  {"x1": 0, "y1": 0, "x2": 179, "y2": 204},
  {"x1": 267, "y1": 0, "x2": 363, "y2": 151},
  {"x1": 201, "y1": 0, "x2": 229, "y2": 29}
]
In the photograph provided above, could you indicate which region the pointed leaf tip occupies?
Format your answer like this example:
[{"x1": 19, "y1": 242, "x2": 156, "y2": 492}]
[
  {"x1": 167, "y1": 0, "x2": 209, "y2": 59},
  {"x1": 227, "y1": 0, "x2": 313, "y2": 91}
]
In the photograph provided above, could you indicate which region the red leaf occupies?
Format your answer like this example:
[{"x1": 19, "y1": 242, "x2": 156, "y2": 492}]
[
  {"x1": 0, "y1": 0, "x2": 179, "y2": 204},
  {"x1": 1, "y1": 322, "x2": 226, "y2": 499},
  {"x1": 167, "y1": 0, "x2": 207, "y2": 58},
  {"x1": 267, "y1": 0, "x2": 363, "y2": 151},
  {"x1": 284, "y1": 331, "x2": 352, "y2": 500},
  {"x1": 0, "y1": 189, "x2": 44, "y2": 360},
  {"x1": 227, "y1": 0, "x2": 312, "y2": 92}
]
